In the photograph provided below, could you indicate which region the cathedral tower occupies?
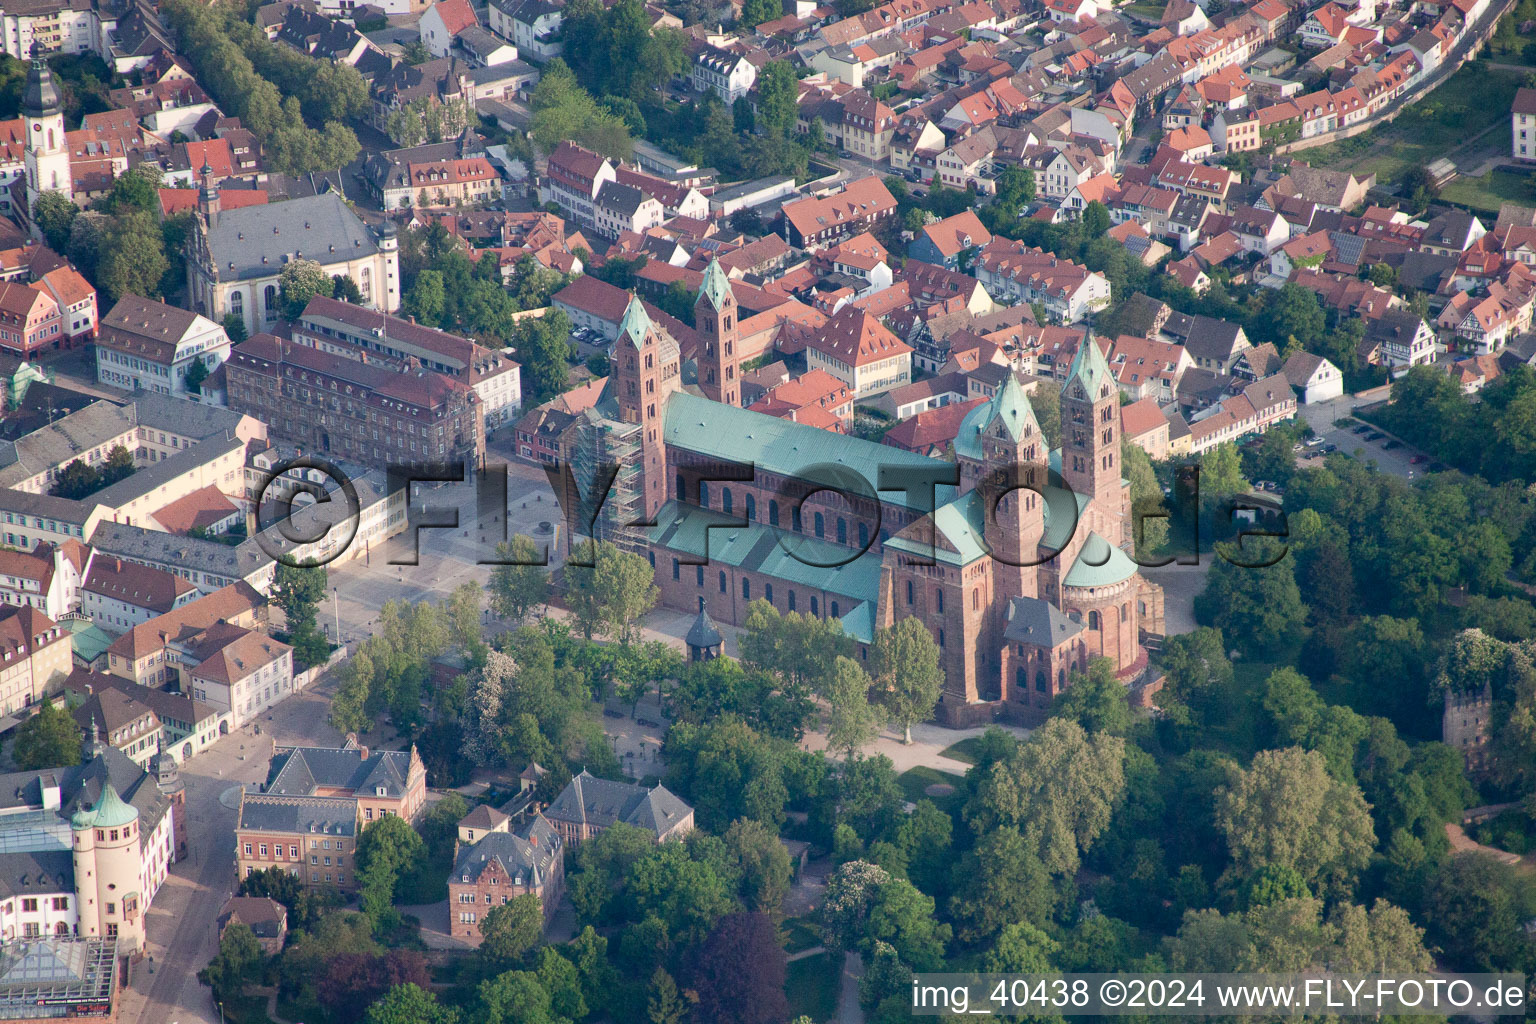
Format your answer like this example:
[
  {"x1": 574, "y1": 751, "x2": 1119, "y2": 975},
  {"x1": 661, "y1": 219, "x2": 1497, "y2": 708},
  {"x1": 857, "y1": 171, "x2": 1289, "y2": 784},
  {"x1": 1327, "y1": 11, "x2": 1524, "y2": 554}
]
[
  {"x1": 22, "y1": 45, "x2": 71, "y2": 232},
  {"x1": 694, "y1": 258, "x2": 740, "y2": 407},
  {"x1": 1061, "y1": 330, "x2": 1124, "y2": 547},
  {"x1": 613, "y1": 296, "x2": 676, "y2": 521},
  {"x1": 980, "y1": 374, "x2": 1046, "y2": 603}
]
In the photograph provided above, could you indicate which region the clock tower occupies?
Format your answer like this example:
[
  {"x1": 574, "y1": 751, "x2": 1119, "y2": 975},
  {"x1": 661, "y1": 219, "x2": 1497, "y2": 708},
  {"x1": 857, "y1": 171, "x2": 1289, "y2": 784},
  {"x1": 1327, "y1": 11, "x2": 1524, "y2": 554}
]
[{"x1": 22, "y1": 45, "x2": 72, "y2": 235}]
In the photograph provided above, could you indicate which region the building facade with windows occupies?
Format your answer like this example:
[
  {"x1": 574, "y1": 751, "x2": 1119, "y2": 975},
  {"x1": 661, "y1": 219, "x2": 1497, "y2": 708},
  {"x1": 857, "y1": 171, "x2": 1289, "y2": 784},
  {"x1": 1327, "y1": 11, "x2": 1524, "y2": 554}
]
[
  {"x1": 225, "y1": 332, "x2": 485, "y2": 465},
  {"x1": 234, "y1": 740, "x2": 428, "y2": 890},
  {"x1": 95, "y1": 295, "x2": 231, "y2": 400}
]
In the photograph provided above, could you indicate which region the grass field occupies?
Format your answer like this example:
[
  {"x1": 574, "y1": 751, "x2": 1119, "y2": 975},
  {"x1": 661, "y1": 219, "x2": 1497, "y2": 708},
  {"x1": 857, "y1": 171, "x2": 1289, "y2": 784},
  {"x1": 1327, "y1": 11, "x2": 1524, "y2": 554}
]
[
  {"x1": 1302, "y1": 63, "x2": 1526, "y2": 185},
  {"x1": 896, "y1": 765, "x2": 965, "y2": 813},
  {"x1": 786, "y1": 953, "x2": 842, "y2": 1023},
  {"x1": 1441, "y1": 169, "x2": 1536, "y2": 212},
  {"x1": 939, "y1": 736, "x2": 985, "y2": 764}
]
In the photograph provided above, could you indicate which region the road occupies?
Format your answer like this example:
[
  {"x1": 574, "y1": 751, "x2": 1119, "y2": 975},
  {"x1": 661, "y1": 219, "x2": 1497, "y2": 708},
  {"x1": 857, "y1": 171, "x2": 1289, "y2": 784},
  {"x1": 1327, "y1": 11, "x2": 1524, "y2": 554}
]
[{"x1": 117, "y1": 669, "x2": 354, "y2": 1024}]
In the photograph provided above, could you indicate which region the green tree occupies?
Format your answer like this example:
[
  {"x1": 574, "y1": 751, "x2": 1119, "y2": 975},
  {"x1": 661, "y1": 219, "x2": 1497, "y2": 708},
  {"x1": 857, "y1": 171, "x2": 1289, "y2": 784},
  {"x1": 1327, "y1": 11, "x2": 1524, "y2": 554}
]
[
  {"x1": 487, "y1": 536, "x2": 548, "y2": 623},
  {"x1": 756, "y1": 60, "x2": 799, "y2": 137},
  {"x1": 948, "y1": 827, "x2": 1054, "y2": 943},
  {"x1": 221, "y1": 312, "x2": 248, "y2": 343},
  {"x1": 965, "y1": 718, "x2": 1125, "y2": 878},
  {"x1": 825, "y1": 656, "x2": 880, "y2": 758},
  {"x1": 564, "y1": 540, "x2": 658, "y2": 642},
  {"x1": 983, "y1": 920, "x2": 1058, "y2": 973},
  {"x1": 32, "y1": 191, "x2": 78, "y2": 252},
  {"x1": 1215, "y1": 747, "x2": 1375, "y2": 897},
  {"x1": 198, "y1": 921, "x2": 262, "y2": 1004},
  {"x1": 279, "y1": 258, "x2": 332, "y2": 320},
  {"x1": 1051, "y1": 656, "x2": 1133, "y2": 735},
  {"x1": 477, "y1": 970, "x2": 562, "y2": 1024},
  {"x1": 870, "y1": 618, "x2": 942, "y2": 743},
  {"x1": 405, "y1": 269, "x2": 447, "y2": 326},
  {"x1": 510, "y1": 308, "x2": 574, "y2": 404},
  {"x1": 646, "y1": 965, "x2": 691, "y2": 1023},
  {"x1": 1196, "y1": 539, "x2": 1305, "y2": 659},
  {"x1": 1421, "y1": 853, "x2": 1536, "y2": 971},
  {"x1": 480, "y1": 894, "x2": 545, "y2": 967},
  {"x1": 723, "y1": 817, "x2": 793, "y2": 915},
  {"x1": 97, "y1": 209, "x2": 169, "y2": 302},
  {"x1": 365, "y1": 983, "x2": 459, "y2": 1024},
  {"x1": 354, "y1": 815, "x2": 426, "y2": 930},
  {"x1": 12, "y1": 702, "x2": 82, "y2": 770},
  {"x1": 740, "y1": 0, "x2": 781, "y2": 25},
  {"x1": 183, "y1": 358, "x2": 210, "y2": 395},
  {"x1": 1080, "y1": 200, "x2": 1110, "y2": 237}
]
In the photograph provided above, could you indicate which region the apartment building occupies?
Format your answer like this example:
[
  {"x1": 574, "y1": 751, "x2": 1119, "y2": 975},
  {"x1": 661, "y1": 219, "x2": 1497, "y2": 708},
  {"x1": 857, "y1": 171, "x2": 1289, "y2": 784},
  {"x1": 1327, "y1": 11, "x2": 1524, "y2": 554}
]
[
  {"x1": 293, "y1": 296, "x2": 522, "y2": 430},
  {"x1": 0, "y1": 604, "x2": 70, "y2": 716},
  {"x1": 803, "y1": 306, "x2": 913, "y2": 399},
  {"x1": 225, "y1": 332, "x2": 486, "y2": 465}
]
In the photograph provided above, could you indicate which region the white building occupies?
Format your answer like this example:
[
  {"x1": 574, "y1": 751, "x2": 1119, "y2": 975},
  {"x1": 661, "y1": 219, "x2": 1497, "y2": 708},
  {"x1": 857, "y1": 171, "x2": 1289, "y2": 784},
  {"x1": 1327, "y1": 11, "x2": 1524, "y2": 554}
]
[
  {"x1": 95, "y1": 295, "x2": 231, "y2": 400},
  {"x1": 692, "y1": 47, "x2": 758, "y2": 104},
  {"x1": 186, "y1": 189, "x2": 401, "y2": 339},
  {"x1": 488, "y1": 0, "x2": 562, "y2": 62},
  {"x1": 1514, "y1": 87, "x2": 1536, "y2": 161}
]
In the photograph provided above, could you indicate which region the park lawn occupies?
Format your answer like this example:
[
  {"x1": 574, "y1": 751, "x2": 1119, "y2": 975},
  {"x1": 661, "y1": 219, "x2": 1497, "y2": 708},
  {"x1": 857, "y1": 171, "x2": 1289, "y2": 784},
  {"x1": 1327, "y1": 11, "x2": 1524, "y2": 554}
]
[
  {"x1": 897, "y1": 765, "x2": 965, "y2": 813},
  {"x1": 1303, "y1": 64, "x2": 1526, "y2": 183},
  {"x1": 782, "y1": 915, "x2": 822, "y2": 954},
  {"x1": 786, "y1": 952, "x2": 842, "y2": 1023},
  {"x1": 276, "y1": 996, "x2": 324, "y2": 1024},
  {"x1": 939, "y1": 736, "x2": 985, "y2": 764},
  {"x1": 225, "y1": 994, "x2": 275, "y2": 1024},
  {"x1": 1441, "y1": 169, "x2": 1536, "y2": 213}
]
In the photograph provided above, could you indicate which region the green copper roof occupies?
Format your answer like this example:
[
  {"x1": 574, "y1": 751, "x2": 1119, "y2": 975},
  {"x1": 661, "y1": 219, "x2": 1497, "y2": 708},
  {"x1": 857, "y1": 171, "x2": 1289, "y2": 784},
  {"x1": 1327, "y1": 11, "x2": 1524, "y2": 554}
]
[
  {"x1": 839, "y1": 601, "x2": 875, "y2": 644},
  {"x1": 73, "y1": 783, "x2": 138, "y2": 830},
  {"x1": 984, "y1": 374, "x2": 1039, "y2": 444},
  {"x1": 647, "y1": 500, "x2": 882, "y2": 602},
  {"x1": 618, "y1": 296, "x2": 653, "y2": 348},
  {"x1": 1067, "y1": 331, "x2": 1113, "y2": 399},
  {"x1": 700, "y1": 257, "x2": 732, "y2": 312},
  {"x1": 1063, "y1": 531, "x2": 1139, "y2": 588},
  {"x1": 663, "y1": 392, "x2": 956, "y2": 513}
]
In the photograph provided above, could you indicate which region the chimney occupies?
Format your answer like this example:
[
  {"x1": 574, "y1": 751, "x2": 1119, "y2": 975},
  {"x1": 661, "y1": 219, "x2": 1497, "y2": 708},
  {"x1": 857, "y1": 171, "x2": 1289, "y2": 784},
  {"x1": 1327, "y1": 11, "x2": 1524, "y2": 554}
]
[{"x1": 357, "y1": 744, "x2": 369, "y2": 759}]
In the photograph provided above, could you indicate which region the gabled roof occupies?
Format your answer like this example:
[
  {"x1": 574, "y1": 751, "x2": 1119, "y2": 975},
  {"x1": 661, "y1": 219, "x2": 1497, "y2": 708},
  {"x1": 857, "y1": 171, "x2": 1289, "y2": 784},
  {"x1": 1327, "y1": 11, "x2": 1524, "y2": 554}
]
[{"x1": 542, "y1": 769, "x2": 692, "y2": 836}]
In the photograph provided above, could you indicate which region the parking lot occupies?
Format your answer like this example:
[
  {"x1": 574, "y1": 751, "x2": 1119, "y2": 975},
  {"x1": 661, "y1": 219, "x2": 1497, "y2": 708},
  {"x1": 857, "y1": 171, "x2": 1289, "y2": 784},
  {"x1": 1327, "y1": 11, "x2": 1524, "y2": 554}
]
[
  {"x1": 569, "y1": 326, "x2": 611, "y2": 362},
  {"x1": 1294, "y1": 417, "x2": 1435, "y2": 480}
]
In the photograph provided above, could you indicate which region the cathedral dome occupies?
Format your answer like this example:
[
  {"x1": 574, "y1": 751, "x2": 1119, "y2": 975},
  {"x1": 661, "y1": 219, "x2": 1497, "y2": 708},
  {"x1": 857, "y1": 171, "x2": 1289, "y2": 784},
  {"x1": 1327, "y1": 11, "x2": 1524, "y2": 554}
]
[{"x1": 1062, "y1": 531, "x2": 1139, "y2": 589}]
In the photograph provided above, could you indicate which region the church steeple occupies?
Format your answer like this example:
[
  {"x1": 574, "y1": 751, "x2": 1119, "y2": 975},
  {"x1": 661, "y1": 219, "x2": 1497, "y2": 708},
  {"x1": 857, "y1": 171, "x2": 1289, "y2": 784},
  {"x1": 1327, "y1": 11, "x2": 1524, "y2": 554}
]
[
  {"x1": 1061, "y1": 329, "x2": 1123, "y2": 545},
  {"x1": 613, "y1": 294, "x2": 675, "y2": 520},
  {"x1": 694, "y1": 258, "x2": 739, "y2": 407},
  {"x1": 981, "y1": 373, "x2": 1046, "y2": 602},
  {"x1": 21, "y1": 46, "x2": 61, "y2": 119},
  {"x1": 22, "y1": 44, "x2": 71, "y2": 235}
]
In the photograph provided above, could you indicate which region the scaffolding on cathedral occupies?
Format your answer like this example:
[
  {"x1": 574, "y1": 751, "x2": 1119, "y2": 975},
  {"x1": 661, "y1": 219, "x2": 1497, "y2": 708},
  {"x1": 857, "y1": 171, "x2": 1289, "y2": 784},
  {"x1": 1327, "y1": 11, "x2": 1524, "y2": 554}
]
[{"x1": 568, "y1": 412, "x2": 645, "y2": 555}]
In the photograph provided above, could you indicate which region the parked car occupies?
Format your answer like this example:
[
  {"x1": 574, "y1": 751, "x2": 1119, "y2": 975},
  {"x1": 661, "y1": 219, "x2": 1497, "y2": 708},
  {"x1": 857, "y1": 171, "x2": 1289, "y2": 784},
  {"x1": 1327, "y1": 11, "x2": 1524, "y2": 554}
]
[
  {"x1": 1382, "y1": 440, "x2": 1401, "y2": 450},
  {"x1": 1354, "y1": 424, "x2": 1372, "y2": 434},
  {"x1": 1410, "y1": 455, "x2": 1427, "y2": 464},
  {"x1": 1366, "y1": 432, "x2": 1385, "y2": 441},
  {"x1": 1322, "y1": 443, "x2": 1338, "y2": 453},
  {"x1": 1306, "y1": 436, "x2": 1326, "y2": 447}
]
